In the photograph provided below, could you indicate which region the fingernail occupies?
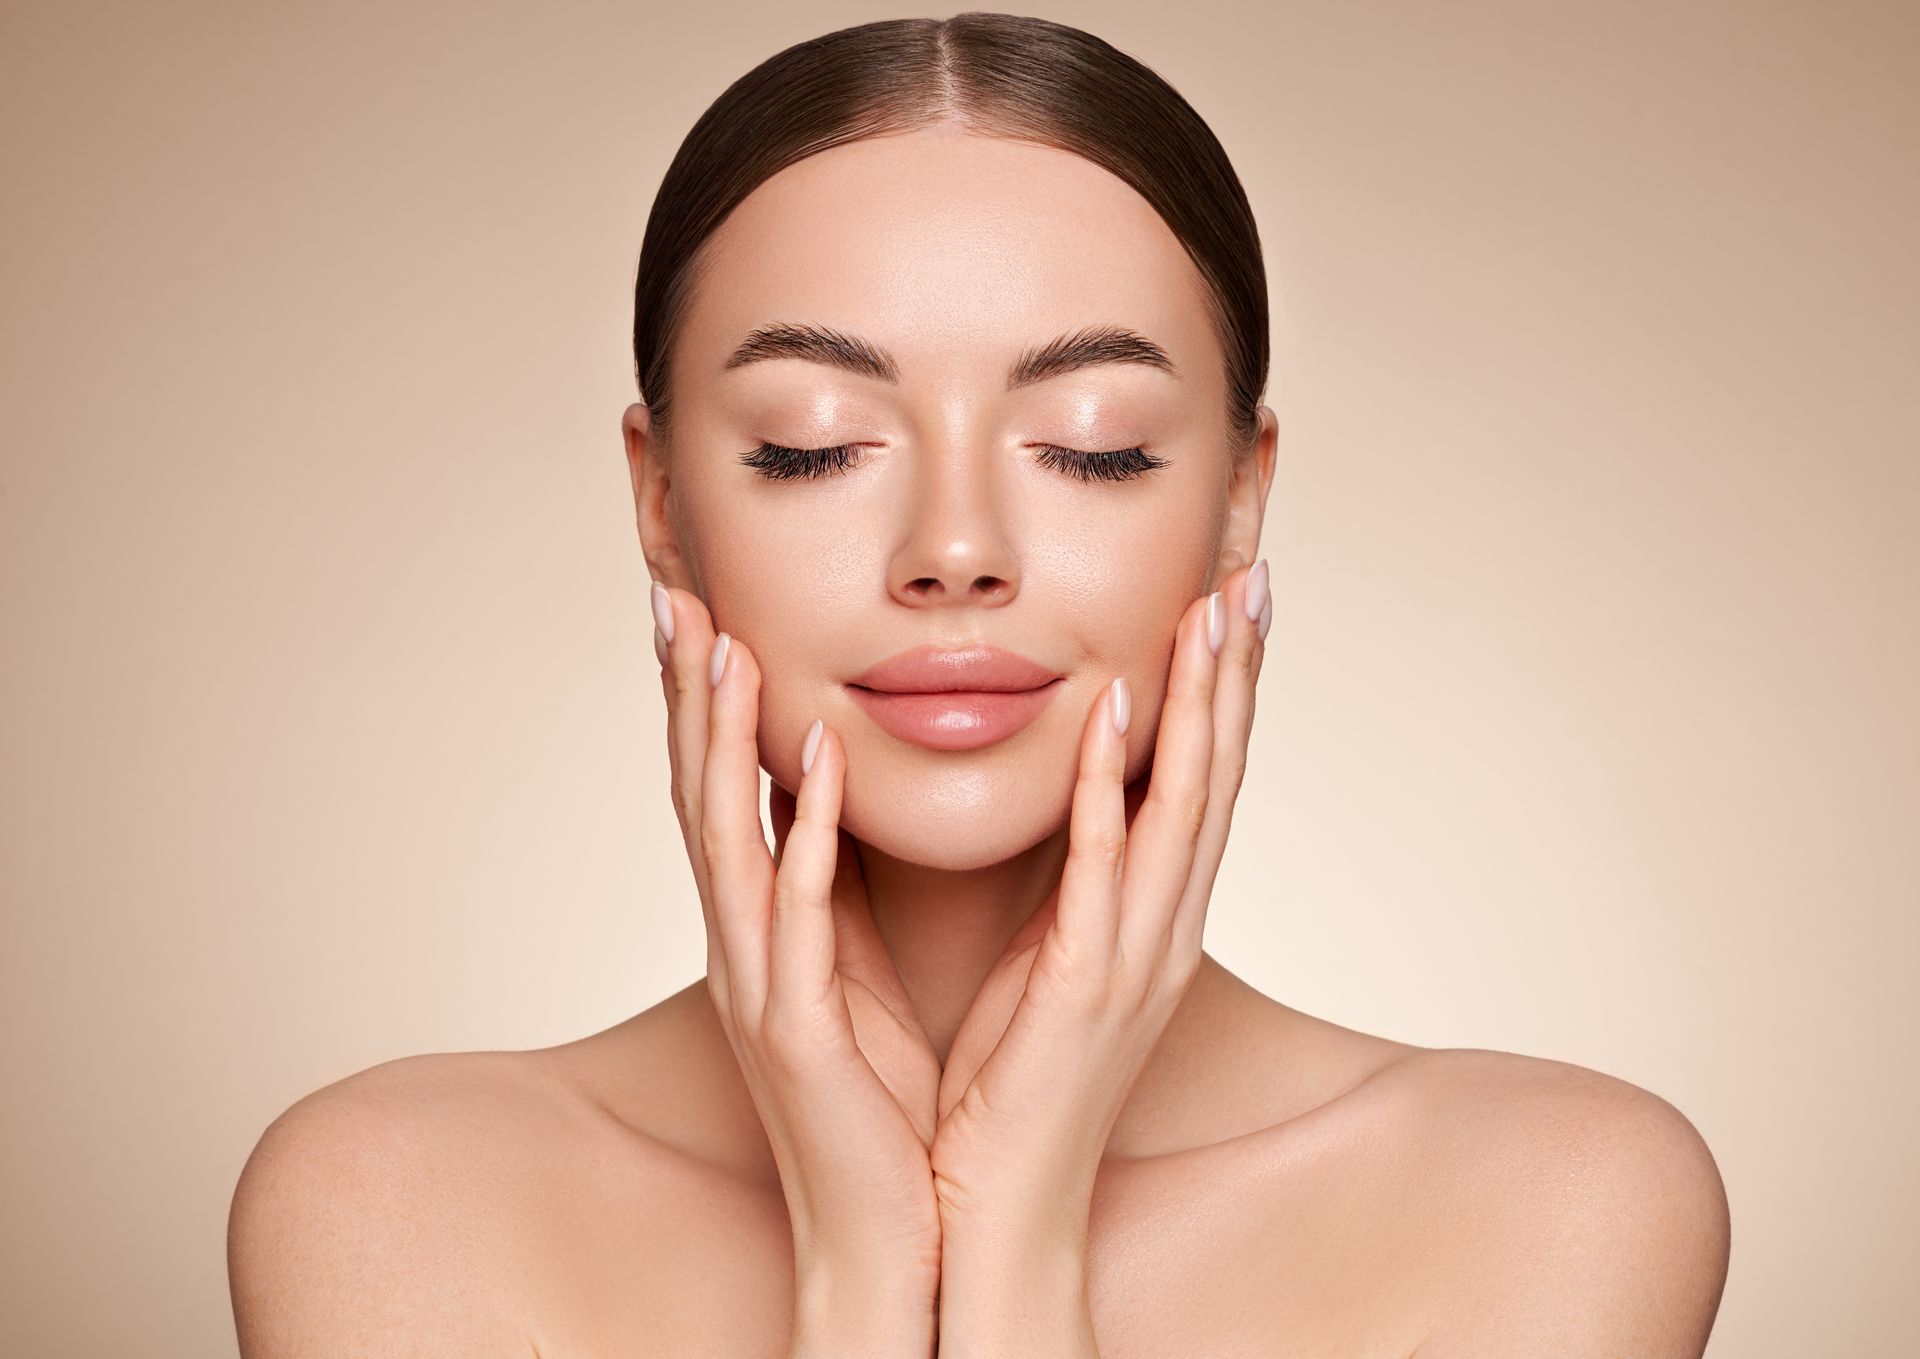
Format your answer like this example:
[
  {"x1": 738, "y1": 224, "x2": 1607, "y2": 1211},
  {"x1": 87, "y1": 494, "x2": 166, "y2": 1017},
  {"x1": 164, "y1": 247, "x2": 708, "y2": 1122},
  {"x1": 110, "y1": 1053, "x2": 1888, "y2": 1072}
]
[
  {"x1": 653, "y1": 626, "x2": 669, "y2": 668},
  {"x1": 650, "y1": 582, "x2": 675, "y2": 645},
  {"x1": 1257, "y1": 594, "x2": 1272, "y2": 641},
  {"x1": 708, "y1": 632, "x2": 731, "y2": 688},
  {"x1": 801, "y1": 717, "x2": 824, "y2": 774},
  {"x1": 1244, "y1": 558, "x2": 1269, "y2": 624},
  {"x1": 1206, "y1": 591, "x2": 1225, "y2": 657},
  {"x1": 1109, "y1": 677, "x2": 1130, "y2": 736}
]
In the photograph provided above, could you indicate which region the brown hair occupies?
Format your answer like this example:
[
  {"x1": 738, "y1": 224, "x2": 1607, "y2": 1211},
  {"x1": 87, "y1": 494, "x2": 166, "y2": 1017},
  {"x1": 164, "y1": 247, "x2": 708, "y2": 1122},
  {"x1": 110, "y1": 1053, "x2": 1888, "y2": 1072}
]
[{"x1": 632, "y1": 12, "x2": 1268, "y2": 454}]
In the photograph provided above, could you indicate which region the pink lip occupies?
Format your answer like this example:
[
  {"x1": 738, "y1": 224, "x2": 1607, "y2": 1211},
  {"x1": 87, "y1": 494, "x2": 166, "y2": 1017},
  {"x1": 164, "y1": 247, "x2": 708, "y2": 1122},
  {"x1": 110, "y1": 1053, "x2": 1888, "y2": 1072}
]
[{"x1": 846, "y1": 644, "x2": 1065, "y2": 751}]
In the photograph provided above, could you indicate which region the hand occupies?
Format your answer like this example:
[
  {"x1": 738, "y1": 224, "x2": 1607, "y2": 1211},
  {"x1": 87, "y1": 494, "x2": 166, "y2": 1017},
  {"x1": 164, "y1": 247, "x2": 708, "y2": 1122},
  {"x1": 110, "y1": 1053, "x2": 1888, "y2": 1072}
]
[
  {"x1": 929, "y1": 559, "x2": 1272, "y2": 1239},
  {"x1": 651, "y1": 583, "x2": 944, "y2": 1344}
]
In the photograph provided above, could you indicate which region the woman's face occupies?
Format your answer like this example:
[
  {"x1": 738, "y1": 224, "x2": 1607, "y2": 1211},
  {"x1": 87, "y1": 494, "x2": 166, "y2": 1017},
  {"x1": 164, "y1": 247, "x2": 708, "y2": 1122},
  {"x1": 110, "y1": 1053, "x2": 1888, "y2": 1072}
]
[{"x1": 628, "y1": 125, "x2": 1273, "y2": 871}]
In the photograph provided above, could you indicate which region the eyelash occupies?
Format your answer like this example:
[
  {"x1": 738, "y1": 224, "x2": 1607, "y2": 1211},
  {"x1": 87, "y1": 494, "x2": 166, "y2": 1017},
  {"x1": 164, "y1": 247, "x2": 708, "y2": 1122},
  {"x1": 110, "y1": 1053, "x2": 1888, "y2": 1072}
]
[{"x1": 738, "y1": 442, "x2": 1170, "y2": 483}]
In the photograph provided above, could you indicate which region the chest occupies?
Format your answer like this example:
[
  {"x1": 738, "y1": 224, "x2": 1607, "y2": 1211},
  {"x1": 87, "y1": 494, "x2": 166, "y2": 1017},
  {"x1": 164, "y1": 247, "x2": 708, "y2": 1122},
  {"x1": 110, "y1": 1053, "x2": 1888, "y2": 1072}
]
[{"x1": 520, "y1": 1141, "x2": 1431, "y2": 1359}]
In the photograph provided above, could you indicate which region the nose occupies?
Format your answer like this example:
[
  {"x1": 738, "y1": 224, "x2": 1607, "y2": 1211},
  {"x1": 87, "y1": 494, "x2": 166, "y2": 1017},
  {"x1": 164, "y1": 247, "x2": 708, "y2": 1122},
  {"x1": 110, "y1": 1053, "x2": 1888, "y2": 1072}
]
[{"x1": 886, "y1": 441, "x2": 1019, "y2": 610}]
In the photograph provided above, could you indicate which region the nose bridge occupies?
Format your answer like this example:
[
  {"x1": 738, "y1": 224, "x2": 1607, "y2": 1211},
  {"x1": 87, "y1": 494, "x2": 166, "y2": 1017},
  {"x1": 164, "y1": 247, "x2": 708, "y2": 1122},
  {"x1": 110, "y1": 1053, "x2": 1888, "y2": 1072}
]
[{"x1": 888, "y1": 422, "x2": 1018, "y2": 607}]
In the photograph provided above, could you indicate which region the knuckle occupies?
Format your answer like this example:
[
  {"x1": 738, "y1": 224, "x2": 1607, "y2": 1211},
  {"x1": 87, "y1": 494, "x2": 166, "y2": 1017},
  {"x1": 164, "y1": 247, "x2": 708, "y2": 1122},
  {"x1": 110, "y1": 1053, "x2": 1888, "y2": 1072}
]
[
  {"x1": 1068, "y1": 828, "x2": 1126, "y2": 875},
  {"x1": 755, "y1": 1019, "x2": 800, "y2": 1070},
  {"x1": 670, "y1": 783, "x2": 698, "y2": 833},
  {"x1": 697, "y1": 815, "x2": 730, "y2": 869},
  {"x1": 1154, "y1": 788, "x2": 1207, "y2": 838},
  {"x1": 758, "y1": 1005, "x2": 828, "y2": 1073},
  {"x1": 1034, "y1": 944, "x2": 1112, "y2": 1018},
  {"x1": 769, "y1": 873, "x2": 812, "y2": 920},
  {"x1": 1146, "y1": 959, "x2": 1197, "y2": 1015}
]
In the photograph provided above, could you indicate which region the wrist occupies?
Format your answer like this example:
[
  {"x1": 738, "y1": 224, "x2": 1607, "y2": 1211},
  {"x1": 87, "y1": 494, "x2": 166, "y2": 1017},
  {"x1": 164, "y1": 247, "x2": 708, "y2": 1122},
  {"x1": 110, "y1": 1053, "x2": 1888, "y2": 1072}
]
[
  {"x1": 935, "y1": 1184, "x2": 1095, "y2": 1265},
  {"x1": 936, "y1": 1221, "x2": 1096, "y2": 1359},
  {"x1": 789, "y1": 1257, "x2": 939, "y2": 1359},
  {"x1": 939, "y1": 1217, "x2": 1089, "y2": 1291}
]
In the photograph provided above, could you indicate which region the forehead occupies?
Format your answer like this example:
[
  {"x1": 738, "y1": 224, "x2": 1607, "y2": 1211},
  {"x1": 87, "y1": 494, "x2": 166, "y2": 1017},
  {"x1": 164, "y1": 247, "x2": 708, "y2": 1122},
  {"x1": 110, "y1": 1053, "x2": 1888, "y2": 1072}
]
[{"x1": 679, "y1": 126, "x2": 1218, "y2": 387}]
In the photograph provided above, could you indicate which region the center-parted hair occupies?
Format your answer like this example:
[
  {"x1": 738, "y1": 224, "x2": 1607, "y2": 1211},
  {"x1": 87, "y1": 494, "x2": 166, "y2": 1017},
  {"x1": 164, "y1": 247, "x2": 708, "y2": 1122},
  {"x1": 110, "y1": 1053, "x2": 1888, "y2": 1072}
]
[{"x1": 632, "y1": 12, "x2": 1268, "y2": 455}]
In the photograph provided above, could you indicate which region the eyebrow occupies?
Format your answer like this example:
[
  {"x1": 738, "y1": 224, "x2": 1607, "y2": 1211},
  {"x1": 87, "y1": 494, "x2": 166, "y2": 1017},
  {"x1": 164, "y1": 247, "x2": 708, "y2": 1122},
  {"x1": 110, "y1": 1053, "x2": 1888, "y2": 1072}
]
[{"x1": 722, "y1": 321, "x2": 1179, "y2": 390}]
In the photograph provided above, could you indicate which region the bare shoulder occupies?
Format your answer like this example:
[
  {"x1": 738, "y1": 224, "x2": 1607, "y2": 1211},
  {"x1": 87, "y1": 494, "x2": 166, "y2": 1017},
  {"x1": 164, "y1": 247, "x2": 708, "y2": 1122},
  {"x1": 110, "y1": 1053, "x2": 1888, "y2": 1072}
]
[
  {"x1": 227, "y1": 1048, "x2": 621, "y2": 1358},
  {"x1": 1375, "y1": 1047, "x2": 1731, "y2": 1357}
]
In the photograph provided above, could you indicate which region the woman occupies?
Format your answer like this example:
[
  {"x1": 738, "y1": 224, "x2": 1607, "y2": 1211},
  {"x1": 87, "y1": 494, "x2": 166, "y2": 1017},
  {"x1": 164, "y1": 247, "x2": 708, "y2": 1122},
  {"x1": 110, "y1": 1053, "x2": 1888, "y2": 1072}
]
[{"x1": 228, "y1": 13, "x2": 1730, "y2": 1356}]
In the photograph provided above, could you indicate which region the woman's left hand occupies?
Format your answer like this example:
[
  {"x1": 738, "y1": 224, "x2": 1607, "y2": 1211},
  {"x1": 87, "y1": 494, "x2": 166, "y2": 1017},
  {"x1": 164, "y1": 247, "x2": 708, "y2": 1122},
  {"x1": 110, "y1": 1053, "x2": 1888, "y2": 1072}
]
[{"x1": 929, "y1": 558, "x2": 1272, "y2": 1249}]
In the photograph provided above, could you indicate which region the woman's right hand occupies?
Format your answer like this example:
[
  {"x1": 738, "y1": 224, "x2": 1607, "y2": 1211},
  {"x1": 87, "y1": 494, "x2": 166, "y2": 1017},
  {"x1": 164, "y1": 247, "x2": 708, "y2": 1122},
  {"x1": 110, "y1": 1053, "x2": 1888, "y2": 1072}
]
[{"x1": 651, "y1": 583, "x2": 944, "y2": 1355}]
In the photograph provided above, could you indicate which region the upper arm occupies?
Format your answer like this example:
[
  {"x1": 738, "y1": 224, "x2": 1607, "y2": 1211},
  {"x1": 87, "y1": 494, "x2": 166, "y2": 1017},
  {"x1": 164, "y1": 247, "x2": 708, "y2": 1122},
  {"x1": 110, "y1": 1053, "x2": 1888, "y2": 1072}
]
[
  {"x1": 227, "y1": 1057, "x2": 539, "y2": 1358},
  {"x1": 1412, "y1": 1057, "x2": 1731, "y2": 1358}
]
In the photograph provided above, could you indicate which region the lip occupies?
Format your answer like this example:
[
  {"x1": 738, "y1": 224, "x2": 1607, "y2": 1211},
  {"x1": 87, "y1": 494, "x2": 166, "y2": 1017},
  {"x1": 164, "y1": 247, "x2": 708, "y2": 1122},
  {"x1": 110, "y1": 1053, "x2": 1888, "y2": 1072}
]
[{"x1": 846, "y1": 644, "x2": 1065, "y2": 751}]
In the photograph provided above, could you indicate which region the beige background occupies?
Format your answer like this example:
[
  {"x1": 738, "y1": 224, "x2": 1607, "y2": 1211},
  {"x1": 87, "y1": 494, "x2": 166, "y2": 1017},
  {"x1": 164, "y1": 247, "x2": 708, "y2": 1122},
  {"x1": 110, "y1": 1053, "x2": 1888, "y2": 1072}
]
[{"x1": 3, "y1": 1, "x2": 1915, "y2": 1354}]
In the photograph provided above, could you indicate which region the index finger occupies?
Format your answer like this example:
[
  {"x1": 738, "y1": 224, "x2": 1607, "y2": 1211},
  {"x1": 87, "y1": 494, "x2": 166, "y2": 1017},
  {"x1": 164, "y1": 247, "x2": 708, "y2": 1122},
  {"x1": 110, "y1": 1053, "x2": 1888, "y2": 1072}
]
[
  {"x1": 1118, "y1": 588, "x2": 1222, "y2": 964},
  {"x1": 700, "y1": 630, "x2": 776, "y2": 1008}
]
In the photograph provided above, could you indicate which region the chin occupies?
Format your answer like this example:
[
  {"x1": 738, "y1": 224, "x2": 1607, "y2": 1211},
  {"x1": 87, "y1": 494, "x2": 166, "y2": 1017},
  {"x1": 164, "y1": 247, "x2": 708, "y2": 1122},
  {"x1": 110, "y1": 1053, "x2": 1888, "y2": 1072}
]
[
  {"x1": 838, "y1": 751, "x2": 1076, "y2": 872},
  {"x1": 754, "y1": 676, "x2": 1086, "y2": 871}
]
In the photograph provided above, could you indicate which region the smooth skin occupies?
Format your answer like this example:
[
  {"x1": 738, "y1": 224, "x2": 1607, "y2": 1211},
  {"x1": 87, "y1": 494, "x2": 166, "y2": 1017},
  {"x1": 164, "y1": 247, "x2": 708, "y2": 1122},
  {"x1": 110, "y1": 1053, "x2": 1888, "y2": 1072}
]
[
  {"x1": 228, "y1": 124, "x2": 1730, "y2": 1357},
  {"x1": 668, "y1": 567, "x2": 1259, "y2": 1356}
]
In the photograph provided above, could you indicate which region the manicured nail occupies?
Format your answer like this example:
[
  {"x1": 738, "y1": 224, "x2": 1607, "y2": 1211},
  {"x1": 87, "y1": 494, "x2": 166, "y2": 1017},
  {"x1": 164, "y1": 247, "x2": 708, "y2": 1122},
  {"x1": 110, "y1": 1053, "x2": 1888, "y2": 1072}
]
[
  {"x1": 650, "y1": 582, "x2": 675, "y2": 645},
  {"x1": 1109, "y1": 677, "x2": 1130, "y2": 736},
  {"x1": 708, "y1": 632, "x2": 731, "y2": 688},
  {"x1": 801, "y1": 717, "x2": 824, "y2": 775},
  {"x1": 653, "y1": 626, "x2": 669, "y2": 668},
  {"x1": 1257, "y1": 594, "x2": 1272, "y2": 641},
  {"x1": 1206, "y1": 591, "x2": 1225, "y2": 657},
  {"x1": 1244, "y1": 558, "x2": 1269, "y2": 624}
]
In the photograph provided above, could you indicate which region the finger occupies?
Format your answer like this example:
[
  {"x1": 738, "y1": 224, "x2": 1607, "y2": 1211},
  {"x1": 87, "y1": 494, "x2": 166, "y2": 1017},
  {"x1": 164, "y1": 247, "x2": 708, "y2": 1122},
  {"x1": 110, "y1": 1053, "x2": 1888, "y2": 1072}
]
[
  {"x1": 1169, "y1": 559, "x2": 1265, "y2": 964},
  {"x1": 1248, "y1": 558, "x2": 1271, "y2": 691},
  {"x1": 654, "y1": 584, "x2": 724, "y2": 970},
  {"x1": 701, "y1": 630, "x2": 776, "y2": 1011},
  {"x1": 655, "y1": 584, "x2": 717, "y2": 880},
  {"x1": 766, "y1": 719, "x2": 844, "y2": 1021},
  {"x1": 1055, "y1": 676, "x2": 1132, "y2": 972},
  {"x1": 1118, "y1": 588, "x2": 1222, "y2": 967}
]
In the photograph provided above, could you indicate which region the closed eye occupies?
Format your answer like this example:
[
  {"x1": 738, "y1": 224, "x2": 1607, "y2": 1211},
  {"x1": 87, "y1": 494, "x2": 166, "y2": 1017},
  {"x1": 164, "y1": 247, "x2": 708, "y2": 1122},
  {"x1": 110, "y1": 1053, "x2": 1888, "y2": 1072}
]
[
  {"x1": 737, "y1": 442, "x2": 860, "y2": 480},
  {"x1": 1032, "y1": 444, "x2": 1169, "y2": 483},
  {"x1": 738, "y1": 442, "x2": 1169, "y2": 483}
]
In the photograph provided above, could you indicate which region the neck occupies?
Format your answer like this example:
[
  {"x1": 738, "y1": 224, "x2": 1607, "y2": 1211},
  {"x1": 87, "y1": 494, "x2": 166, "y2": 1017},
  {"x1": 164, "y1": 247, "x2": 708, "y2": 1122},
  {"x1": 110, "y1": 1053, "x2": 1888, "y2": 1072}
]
[{"x1": 850, "y1": 827, "x2": 1070, "y2": 1065}]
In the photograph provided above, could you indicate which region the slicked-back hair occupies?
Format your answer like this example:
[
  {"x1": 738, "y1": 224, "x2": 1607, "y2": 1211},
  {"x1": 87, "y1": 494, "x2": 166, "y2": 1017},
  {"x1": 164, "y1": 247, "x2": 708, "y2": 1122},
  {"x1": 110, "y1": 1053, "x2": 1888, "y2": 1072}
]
[{"x1": 632, "y1": 12, "x2": 1268, "y2": 455}]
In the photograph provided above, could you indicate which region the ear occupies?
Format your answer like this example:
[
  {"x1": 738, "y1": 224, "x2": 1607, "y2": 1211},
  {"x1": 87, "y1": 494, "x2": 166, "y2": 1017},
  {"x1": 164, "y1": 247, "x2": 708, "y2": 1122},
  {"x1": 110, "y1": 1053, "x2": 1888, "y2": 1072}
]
[
  {"x1": 622, "y1": 401, "x2": 696, "y2": 590},
  {"x1": 1214, "y1": 402, "x2": 1279, "y2": 582}
]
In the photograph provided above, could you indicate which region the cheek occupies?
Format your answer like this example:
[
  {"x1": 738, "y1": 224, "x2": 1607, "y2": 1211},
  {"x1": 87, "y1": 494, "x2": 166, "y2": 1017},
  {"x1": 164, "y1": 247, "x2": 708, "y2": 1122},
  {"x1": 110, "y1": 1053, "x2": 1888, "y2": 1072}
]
[
  {"x1": 1031, "y1": 502, "x2": 1215, "y2": 664},
  {"x1": 1026, "y1": 508, "x2": 1215, "y2": 785},
  {"x1": 678, "y1": 472, "x2": 871, "y2": 619},
  {"x1": 677, "y1": 511, "x2": 876, "y2": 795}
]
